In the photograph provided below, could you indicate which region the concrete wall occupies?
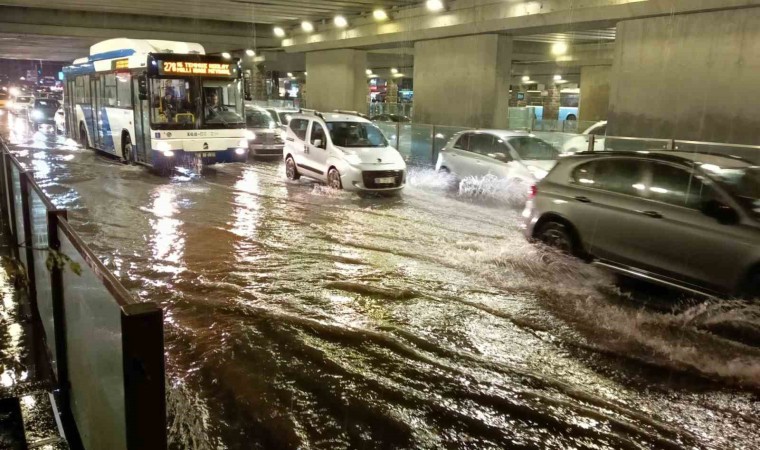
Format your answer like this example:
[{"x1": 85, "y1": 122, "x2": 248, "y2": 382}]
[
  {"x1": 305, "y1": 49, "x2": 367, "y2": 112},
  {"x1": 579, "y1": 65, "x2": 611, "y2": 121},
  {"x1": 608, "y1": 8, "x2": 760, "y2": 144},
  {"x1": 413, "y1": 35, "x2": 512, "y2": 128}
]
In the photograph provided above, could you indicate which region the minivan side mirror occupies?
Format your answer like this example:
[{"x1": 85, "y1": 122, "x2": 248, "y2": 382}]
[
  {"x1": 313, "y1": 139, "x2": 324, "y2": 149},
  {"x1": 700, "y1": 199, "x2": 739, "y2": 225}
]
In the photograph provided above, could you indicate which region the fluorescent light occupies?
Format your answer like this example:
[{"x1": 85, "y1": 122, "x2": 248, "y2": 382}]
[
  {"x1": 221, "y1": 52, "x2": 231, "y2": 59},
  {"x1": 334, "y1": 15, "x2": 348, "y2": 28},
  {"x1": 301, "y1": 21, "x2": 314, "y2": 32},
  {"x1": 521, "y1": 75, "x2": 530, "y2": 82},
  {"x1": 553, "y1": 74, "x2": 562, "y2": 81},
  {"x1": 373, "y1": 9, "x2": 388, "y2": 21},
  {"x1": 552, "y1": 42, "x2": 568, "y2": 55},
  {"x1": 366, "y1": 69, "x2": 373, "y2": 75},
  {"x1": 245, "y1": 49, "x2": 255, "y2": 57},
  {"x1": 273, "y1": 27, "x2": 286, "y2": 37},
  {"x1": 391, "y1": 68, "x2": 398, "y2": 74},
  {"x1": 426, "y1": 0, "x2": 445, "y2": 12},
  {"x1": 287, "y1": 72, "x2": 293, "y2": 77}
]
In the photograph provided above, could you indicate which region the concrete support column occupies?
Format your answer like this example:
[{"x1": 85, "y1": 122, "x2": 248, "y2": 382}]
[
  {"x1": 413, "y1": 34, "x2": 512, "y2": 128},
  {"x1": 305, "y1": 49, "x2": 367, "y2": 112},
  {"x1": 579, "y1": 65, "x2": 611, "y2": 122},
  {"x1": 608, "y1": 8, "x2": 760, "y2": 144}
]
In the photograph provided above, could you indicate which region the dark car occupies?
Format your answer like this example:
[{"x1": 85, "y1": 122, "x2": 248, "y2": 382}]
[
  {"x1": 523, "y1": 151, "x2": 760, "y2": 298},
  {"x1": 245, "y1": 105, "x2": 285, "y2": 158},
  {"x1": 29, "y1": 98, "x2": 60, "y2": 130},
  {"x1": 370, "y1": 114, "x2": 411, "y2": 123}
]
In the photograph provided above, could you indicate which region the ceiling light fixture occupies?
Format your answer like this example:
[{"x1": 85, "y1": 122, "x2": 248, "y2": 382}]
[
  {"x1": 246, "y1": 49, "x2": 255, "y2": 57},
  {"x1": 551, "y1": 42, "x2": 568, "y2": 55},
  {"x1": 391, "y1": 68, "x2": 399, "y2": 74},
  {"x1": 273, "y1": 27, "x2": 286, "y2": 37},
  {"x1": 334, "y1": 15, "x2": 348, "y2": 28},
  {"x1": 301, "y1": 21, "x2": 314, "y2": 32},
  {"x1": 373, "y1": 9, "x2": 388, "y2": 21},
  {"x1": 221, "y1": 52, "x2": 231, "y2": 59},
  {"x1": 426, "y1": 0, "x2": 445, "y2": 12}
]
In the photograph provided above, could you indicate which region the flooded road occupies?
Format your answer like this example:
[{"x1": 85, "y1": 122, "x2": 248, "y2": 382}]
[{"x1": 2, "y1": 114, "x2": 759, "y2": 449}]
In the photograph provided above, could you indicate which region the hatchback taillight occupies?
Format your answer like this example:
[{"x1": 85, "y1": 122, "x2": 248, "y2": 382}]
[{"x1": 529, "y1": 185, "x2": 538, "y2": 199}]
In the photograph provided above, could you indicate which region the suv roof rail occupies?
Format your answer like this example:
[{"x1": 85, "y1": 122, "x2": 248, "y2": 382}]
[
  {"x1": 332, "y1": 110, "x2": 369, "y2": 119},
  {"x1": 299, "y1": 108, "x2": 323, "y2": 119}
]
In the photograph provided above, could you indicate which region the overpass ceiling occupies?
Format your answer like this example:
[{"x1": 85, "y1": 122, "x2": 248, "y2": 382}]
[{"x1": 0, "y1": 0, "x2": 416, "y2": 24}]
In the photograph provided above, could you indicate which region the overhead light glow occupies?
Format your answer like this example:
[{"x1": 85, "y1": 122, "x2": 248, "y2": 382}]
[
  {"x1": 246, "y1": 49, "x2": 255, "y2": 57},
  {"x1": 221, "y1": 52, "x2": 231, "y2": 59},
  {"x1": 287, "y1": 72, "x2": 293, "y2": 77},
  {"x1": 426, "y1": 0, "x2": 445, "y2": 12},
  {"x1": 273, "y1": 26, "x2": 286, "y2": 37},
  {"x1": 366, "y1": 69, "x2": 373, "y2": 75},
  {"x1": 554, "y1": 74, "x2": 562, "y2": 81},
  {"x1": 301, "y1": 21, "x2": 314, "y2": 32},
  {"x1": 334, "y1": 15, "x2": 348, "y2": 28},
  {"x1": 373, "y1": 9, "x2": 388, "y2": 21},
  {"x1": 391, "y1": 68, "x2": 398, "y2": 74},
  {"x1": 304, "y1": 72, "x2": 308, "y2": 76},
  {"x1": 521, "y1": 75, "x2": 530, "y2": 82},
  {"x1": 552, "y1": 42, "x2": 568, "y2": 55}
]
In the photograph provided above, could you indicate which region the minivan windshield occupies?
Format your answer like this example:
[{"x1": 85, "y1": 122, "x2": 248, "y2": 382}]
[
  {"x1": 246, "y1": 108, "x2": 276, "y2": 129},
  {"x1": 326, "y1": 121, "x2": 388, "y2": 148},
  {"x1": 508, "y1": 136, "x2": 560, "y2": 161}
]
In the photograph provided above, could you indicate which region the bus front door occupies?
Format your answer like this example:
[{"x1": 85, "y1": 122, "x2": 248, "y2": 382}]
[{"x1": 132, "y1": 76, "x2": 150, "y2": 164}]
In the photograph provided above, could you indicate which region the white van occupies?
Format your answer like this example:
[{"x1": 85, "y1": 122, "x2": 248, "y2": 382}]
[{"x1": 283, "y1": 112, "x2": 407, "y2": 194}]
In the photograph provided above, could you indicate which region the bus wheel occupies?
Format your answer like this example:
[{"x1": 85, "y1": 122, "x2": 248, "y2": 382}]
[
  {"x1": 123, "y1": 134, "x2": 135, "y2": 165},
  {"x1": 79, "y1": 123, "x2": 89, "y2": 149}
]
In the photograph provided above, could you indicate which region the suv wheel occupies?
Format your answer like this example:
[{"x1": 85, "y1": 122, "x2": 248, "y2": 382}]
[
  {"x1": 537, "y1": 221, "x2": 575, "y2": 255},
  {"x1": 327, "y1": 168, "x2": 342, "y2": 190},
  {"x1": 285, "y1": 156, "x2": 300, "y2": 180}
]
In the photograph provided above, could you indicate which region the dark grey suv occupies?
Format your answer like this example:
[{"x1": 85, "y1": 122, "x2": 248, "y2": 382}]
[{"x1": 523, "y1": 151, "x2": 760, "y2": 298}]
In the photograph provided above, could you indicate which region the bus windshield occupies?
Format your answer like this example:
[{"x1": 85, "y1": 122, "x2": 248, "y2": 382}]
[
  {"x1": 202, "y1": 79, "x2": 244, "y2": 128},
  {"x1": 149, "y1": 78, "x2": 244, "y2": 129}
]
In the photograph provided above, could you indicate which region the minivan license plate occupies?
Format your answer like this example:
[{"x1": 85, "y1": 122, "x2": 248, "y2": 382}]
[{"x1": 375, "y1": 177, "x2": 395, "y2": 184}]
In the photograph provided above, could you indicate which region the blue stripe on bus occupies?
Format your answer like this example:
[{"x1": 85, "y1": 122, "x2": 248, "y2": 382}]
[
  {"x1": 80, "y1": 104, "x2": 95, "y2": 144},
  {"x1": 88, "y1": 49, "x2": 136, "y2": 62},
  {"x1": 99, "y1": 107, "x2": 115, "y2": 152}
]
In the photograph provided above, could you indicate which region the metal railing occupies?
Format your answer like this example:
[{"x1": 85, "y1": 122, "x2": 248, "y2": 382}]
[{"x1": 0, "y1": 138, "x2": 167, "y2": 450}]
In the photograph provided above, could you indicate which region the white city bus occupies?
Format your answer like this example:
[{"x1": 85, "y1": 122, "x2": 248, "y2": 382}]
[{"x1": 63, "y1": 38, "x2": 249, "y2": 170}]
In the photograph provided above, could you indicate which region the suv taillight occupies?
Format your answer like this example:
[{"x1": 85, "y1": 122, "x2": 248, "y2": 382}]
[{"x1": 529, "y1": 185, "x2": 537, "y2": 199}]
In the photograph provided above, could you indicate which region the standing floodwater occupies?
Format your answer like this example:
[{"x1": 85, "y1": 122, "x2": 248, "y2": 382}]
[{"x1": 2, "y1": 117, "x2": 759, "y2": 449}]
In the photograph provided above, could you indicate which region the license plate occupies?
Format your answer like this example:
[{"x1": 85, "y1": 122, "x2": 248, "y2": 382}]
[{"x1": 375, "y1": 177, "x2": 395, "y2": 184}]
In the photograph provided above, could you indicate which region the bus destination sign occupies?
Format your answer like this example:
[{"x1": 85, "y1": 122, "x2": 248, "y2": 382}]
[{"x1": 158, "y1": 61, "x2": 234, "y2": 77}]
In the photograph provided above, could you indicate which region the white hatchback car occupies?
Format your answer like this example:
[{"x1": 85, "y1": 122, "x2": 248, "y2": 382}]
[
  {"x1": 284, "y1": 112, "x2": 407, "y2": 193},
  {"x1": 561, "y1": 120, "x2": 607, "y2": 153},
  {"x1": 436, "y1": 130, "x2": 560, "y2": 182}
]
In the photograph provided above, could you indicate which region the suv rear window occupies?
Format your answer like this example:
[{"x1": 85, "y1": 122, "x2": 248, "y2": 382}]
[
  {"x1": 289, "y1": 119, "x2": 309, "y2": 140},
  {"x1": 572, "y1": 159, "x2": 647, "y2": 197}
]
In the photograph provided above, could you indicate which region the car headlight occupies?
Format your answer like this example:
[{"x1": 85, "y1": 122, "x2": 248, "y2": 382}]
[
  {"x1": 344, "y1": 153, "x2": 362, "y2": 165},
  {"x1": 528, "y1": 166, "x2": 549, "y2": 180},
  {"x1": 244, "y1": 130, "x2": 256, "y2": 140},
  {"x1": 31, "y1": 110, "x2": 44, "y2": 120}
]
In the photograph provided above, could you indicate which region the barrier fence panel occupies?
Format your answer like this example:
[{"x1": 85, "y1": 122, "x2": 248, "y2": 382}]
[{"x1": 0, "y1": 139, "x2": 167, "y2": 450}]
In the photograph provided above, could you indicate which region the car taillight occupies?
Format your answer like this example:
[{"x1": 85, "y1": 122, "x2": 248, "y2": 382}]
[{"x1": 529, "y1": 185, "x2": 538, "y2": 199}]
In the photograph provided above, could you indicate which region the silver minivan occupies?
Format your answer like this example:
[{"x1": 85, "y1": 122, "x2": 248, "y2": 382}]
[{"x1": 523, "y1": 151, "x2": 760, "y2": 298}]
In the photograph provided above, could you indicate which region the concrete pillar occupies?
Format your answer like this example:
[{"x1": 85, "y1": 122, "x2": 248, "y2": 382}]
[
  {"x1": 608, "y1": 8, "x2": 760, "y2": 144},
  {"x1": 305, "y1": 49, "x2": 367, "y2": 112},
  {"x1": 412, "y1": 34, "x2": 512, "y2": 128},
  {"x1": 579, "y1": 65, "x2": 611, "y2": 122}
]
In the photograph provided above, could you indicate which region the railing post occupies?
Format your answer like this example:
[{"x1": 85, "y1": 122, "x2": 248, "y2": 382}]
[
  {"x1": 395, "y1": 121, "x2": 400, "y2": 151},
  {"x1": 47, "y1": 210, "x2": 70, "y2": 407},
  {"x1": 122, "y1": 303, "x2": 167, "y2": 450},
  {"x1": 668, "y1": 139, "x2": 676, "y2": 150},
  {"x1": 588, "y1": 134, "x2": 596, "y2": 153},
  {"x1": 19, "y1": 173, "x2": 38, "y2": 312},
  {"x1": 431, "y1": 125, "x2": 437, "y2": 165},
  {"x1": 4, "y1": 154, "x2": 17, "y2": 239}
]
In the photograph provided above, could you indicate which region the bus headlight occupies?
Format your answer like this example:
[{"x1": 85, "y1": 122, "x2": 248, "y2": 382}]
[
  {"x1": 155, "y1": 141, "x2": 171, "y2": 152},
  {"x1": 163, "y1": 150, "x2": 174, "y2": 158},
  {"x1": 235, "y1": 148, "x2": 246, "y2": 155}
]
